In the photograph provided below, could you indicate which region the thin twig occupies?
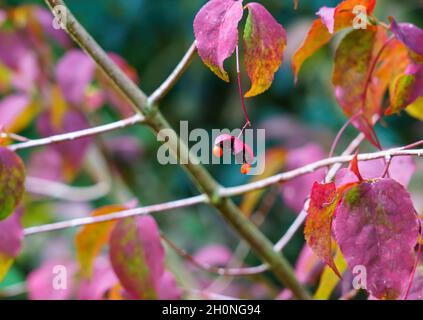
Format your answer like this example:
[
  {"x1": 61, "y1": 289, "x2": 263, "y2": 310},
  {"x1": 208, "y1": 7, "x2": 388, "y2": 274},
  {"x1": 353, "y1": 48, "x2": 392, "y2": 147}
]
[
  {"x1": 9, "y1": 114, "x2": 144, "y2": 152},
  {"x1": 148, "y1": 42, "x2": 197, "y2": 105}
]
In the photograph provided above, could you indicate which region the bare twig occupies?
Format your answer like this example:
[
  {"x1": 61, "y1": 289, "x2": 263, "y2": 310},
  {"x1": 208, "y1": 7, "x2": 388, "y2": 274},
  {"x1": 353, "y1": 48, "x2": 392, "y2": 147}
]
[
  {"x1": 148, "y1": 42, "x2": 197, "y2": 105},
  {"x1": 9, "y1": 114, "x2": 144, "y2": 152}
]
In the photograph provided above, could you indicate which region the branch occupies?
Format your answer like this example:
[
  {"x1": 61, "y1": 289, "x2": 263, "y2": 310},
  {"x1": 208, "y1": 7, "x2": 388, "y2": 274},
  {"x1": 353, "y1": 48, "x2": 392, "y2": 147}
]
[
  {"x1": 24, "y1": 145, "x2": 423, "y2": 236},
  {"x1": 9, "y1": 114, "x2": 144, "y2": 151},
  {"x1": 148, "y1": 42, "x2": 197, "y2": 105}
]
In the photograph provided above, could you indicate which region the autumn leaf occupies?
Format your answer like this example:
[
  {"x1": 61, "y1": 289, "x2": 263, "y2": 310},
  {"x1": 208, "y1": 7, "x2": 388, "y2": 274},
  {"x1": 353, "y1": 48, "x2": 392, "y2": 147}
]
[
  {"x1": 314, "y1": 245, "x2": 348, "y2": 300},
  {"x1": 0, "y1": 147, "x2": 25, "y2": 220},
  {"x1": 333, "y1": 26, "x2": 392, "y2": 147},
  {"x1": 194, "y1": 0, "x2": 244, "y2": 82},
  {"x1": 292, "y1": 0, "x2": 377, "y2": 81},
  {"x1": 390, "y1": 17, "x2": 423, "y2": 58},
  {"x1": 334, "y1": 179, "x2": 419, "y2": 300},
  {"x1": 37, "y1": 109, "x2": 92, "y2": 181},
  {"x1": 240, "y1": 148, "x2": 286, "y2": 217},
  {"x1": 406, "y1": 96, "x2": 423, "y2": 121},
  {"x1": 109, "y1": 216, "x2": 165, "y2": 299},
  {"x1": 304, "y1": 182, "x2": 341, "y2": 277},
  {"x1": 56, "y1": 49, "x2": 96, "y2": 105},
  {"x1": 243, "y1": 2, "x2": 286, "y2": 97},
  {"x1": 0, "y1": 210, "x2": 23, "y2": 281},
  {"x1": 75, "y1": 205, "x2": 126, "y2": 279},
  {"x1": 386, "y1": 63, "x2": 423, "y2": 115}
]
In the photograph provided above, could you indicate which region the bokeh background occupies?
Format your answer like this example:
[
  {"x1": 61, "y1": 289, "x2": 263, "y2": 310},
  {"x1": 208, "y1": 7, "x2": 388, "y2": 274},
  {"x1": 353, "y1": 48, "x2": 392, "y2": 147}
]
[{"x1": 1, "y1": 0, "x2": 422, "y2": 299}]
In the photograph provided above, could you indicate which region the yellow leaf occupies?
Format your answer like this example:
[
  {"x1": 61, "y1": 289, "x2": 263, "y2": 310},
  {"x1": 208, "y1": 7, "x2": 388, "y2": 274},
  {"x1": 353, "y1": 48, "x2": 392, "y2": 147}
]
[
  {"x1": 240, "y1": 148, "x2": 286, "y2": 217},
  {"x1": 314, "y1": 245, "x2": 347, "y2": 300},
  {"x1": 75, "y1": 205, "x2": 126, "y2": 279},
  {"x1": 405, "y1": 97, "x2": 423, "y2": 122},
  {"x1": 0, "y1": 252, "x2": 14, "y2": 282}
]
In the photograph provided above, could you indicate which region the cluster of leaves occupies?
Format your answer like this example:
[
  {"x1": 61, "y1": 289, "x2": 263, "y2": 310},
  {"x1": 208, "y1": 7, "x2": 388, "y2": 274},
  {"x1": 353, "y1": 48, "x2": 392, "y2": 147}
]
[{"x1": 194, "y1": 0, "x2": 423, "y2": 300}]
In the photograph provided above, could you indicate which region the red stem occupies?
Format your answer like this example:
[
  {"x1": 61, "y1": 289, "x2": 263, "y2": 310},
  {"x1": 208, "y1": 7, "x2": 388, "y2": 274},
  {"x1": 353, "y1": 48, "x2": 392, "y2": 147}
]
[
  {"x1": 328, "y1": 111, "x2": 364, "y2": 159},
  {"x1": 236, "y1": 45, "x2": 251, "y2": 126}
]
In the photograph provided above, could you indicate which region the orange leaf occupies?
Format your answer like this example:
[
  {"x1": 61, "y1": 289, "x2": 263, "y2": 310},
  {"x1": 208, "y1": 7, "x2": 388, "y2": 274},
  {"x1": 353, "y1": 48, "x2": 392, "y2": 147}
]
[{"x1": 292, "y1": 0, "x2": 376, "y2": 81}]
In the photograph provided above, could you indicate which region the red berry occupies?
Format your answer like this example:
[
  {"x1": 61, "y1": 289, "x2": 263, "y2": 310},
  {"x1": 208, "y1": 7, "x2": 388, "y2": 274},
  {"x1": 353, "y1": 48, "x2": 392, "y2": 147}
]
[
  {"x1": 240, "y1": 163, "x2": 252, "y2": 175},
  {"x1": 213, "y1": 145, "x2": 223, "y2": 158}
]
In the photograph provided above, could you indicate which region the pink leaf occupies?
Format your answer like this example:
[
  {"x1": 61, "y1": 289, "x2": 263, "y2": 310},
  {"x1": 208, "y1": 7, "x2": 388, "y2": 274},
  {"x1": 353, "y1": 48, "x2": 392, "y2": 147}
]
[
  {"x1": 109, "y1": 216, "x2": 166, "y2": 299},
  {"x1": 37, "y1": 110, "x2": 92, "y2": 179},
  {"x1": 334, "y1": 179, "x2": 420, "y2": 299},
  {"x1": 0, "y1": 94, "x2": 30, "y2": 130},
  {"x1": 194, "y1": 0, "x2": 244, "y2": 82},
  {"x1": 157, "y1": 272, "x2": 182, "y2": 300},
  {"x1": 193, "y1": 244, "x2": 232, "y2": 267},
  {"x1": 27, "y1": 260, "x2": 76, "y2": 300},
  {"x1": 56, "y1": 50, "x2": 96, "y2": 105},
  {"x1": 335, "y1": 156, "x2": 416, "y2": 188},
  {"x1": 281, "y1": 143, "x2": 326, "y2": 212},
  {"x1": 77, "y1": 257, "x2": 118, "y2": 300}
]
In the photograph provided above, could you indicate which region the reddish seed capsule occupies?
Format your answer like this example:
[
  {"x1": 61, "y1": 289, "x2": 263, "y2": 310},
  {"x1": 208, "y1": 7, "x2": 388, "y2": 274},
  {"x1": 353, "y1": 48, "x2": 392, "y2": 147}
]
[
  {"x1": 240, "y1": 163, "x2": 252, "y2": 175},
  {"x1": 213, "y1": 145, "x2": 223, "y2": 158}
]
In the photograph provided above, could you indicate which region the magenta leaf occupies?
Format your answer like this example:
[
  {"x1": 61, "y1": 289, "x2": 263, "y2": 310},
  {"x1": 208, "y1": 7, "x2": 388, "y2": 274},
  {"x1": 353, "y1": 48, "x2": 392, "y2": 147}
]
[
  {"x1": 109, "y1": 216, "x2": 169, "y2": 299},
  {"x1": 56, "y1": 49, "x2": 96, "y2": 105},
  {"x1": 0, "y1": 210, "x2": 23, "y2": 281},
  {"x1": 0, "y1": 147, "x2": 26, "y2": 220},
  {"x1": 334, "y1": 178, "x2": 420, "y2": 299},
  {"x1": 390, "y1": 17, "x2": 423, "y2": 57},
  {"x1": 194, "y1": 0, "x2": 244, "y2": 82}
]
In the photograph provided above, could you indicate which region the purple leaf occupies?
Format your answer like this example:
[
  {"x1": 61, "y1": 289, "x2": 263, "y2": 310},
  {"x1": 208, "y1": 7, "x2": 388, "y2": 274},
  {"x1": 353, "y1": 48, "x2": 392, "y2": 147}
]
[
  {"x1": 109, "y1": 216, "x2": 167, "y2": 299},
  {"x1": 316, "y1": 6, "x2": 336, "y2": 34},
  {"x1": 281, "y1": 143, "x2": 326, "y2": 212},
  {"x1": 194, "y1": 0, "x2": 244, "y2": 82},
  {"x1": 0, "y1": 210, "x2": 23, "y2": 281},
  {"x1": 390, "y1": 18, "x2": 423, "y2": 57},
  {"x1": 334, "y1": 179, "x2": 419, "y2": 299},
  {"x1": 56, "y1": 50, "x2": 96, "y2": 105}
]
